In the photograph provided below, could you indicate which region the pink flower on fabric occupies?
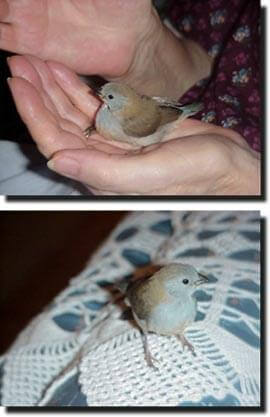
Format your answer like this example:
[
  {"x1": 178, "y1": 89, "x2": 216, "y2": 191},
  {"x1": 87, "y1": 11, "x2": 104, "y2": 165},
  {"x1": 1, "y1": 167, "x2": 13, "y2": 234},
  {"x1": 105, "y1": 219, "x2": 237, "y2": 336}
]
[
  {"x1": 246, "y1": 106, "x2": 260, "y2": 117},
  {"x1": 244, "y1": 126, "x2": 257, "y2": 136},
  {"x1": 184, "y1": 91, "x2": 198, "y2": 100},
  {"x1": 248, "y1": 90, "x2": 260, "y2": 104},
  {"x1": 198, "y1": 18, "x2": 207, "y2": 30},
  {"x1": 222, "y1": 107, "x2": 235, "y2": 116},
  {"x1": 227, "y1": 86, "x2": 238, "y2": 96},
  {"x1": 208, "y1": 101, "x2": 217, "y2": 108},
  {"x1": 211, "y1": 31, "x2": 222, "y2": 42},
  {"x1": 243, "y1": 127, "x2": 260, "y2": 151},
  {"x1": 217, "y1": 72, "x2": 227, "y2": 81},
  {"x1": 234, "y1": 52, "x2": 248, "y2": 65}
]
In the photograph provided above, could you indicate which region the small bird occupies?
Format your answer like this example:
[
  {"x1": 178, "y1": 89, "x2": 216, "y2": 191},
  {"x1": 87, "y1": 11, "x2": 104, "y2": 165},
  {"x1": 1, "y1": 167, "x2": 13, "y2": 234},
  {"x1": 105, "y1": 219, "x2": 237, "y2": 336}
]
[
  {"x1": 118, "y1": 263, "x2": 208, "y2": 368},
  {"x1": 84, "y1": 82, "x2": 203, "y2": 148}
]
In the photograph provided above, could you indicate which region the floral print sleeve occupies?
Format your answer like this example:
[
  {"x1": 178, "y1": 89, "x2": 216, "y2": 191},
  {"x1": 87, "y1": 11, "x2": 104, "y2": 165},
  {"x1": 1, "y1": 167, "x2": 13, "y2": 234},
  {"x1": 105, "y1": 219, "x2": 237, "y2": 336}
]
[{"x1": 166, "y1": 0, "x2": 261, "y2": 152}]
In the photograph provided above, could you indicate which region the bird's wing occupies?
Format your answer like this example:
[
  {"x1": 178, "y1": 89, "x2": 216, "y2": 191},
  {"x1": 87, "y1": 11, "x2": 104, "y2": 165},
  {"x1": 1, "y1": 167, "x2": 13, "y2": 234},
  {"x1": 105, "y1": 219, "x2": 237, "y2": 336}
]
[
  {"x1": 127, "y1": 282, "x2": 152, "y2": 320},
  {"x1": 151, "y1": 96, "x2": 185, "y2": 126},
  {"x1": 152, "y1": 96, "x2": 203, "y2": 114},
  {"x1": 122, "y1": 98, "x2": 162, "y2": 138},
  {"x1": 159, "y1": 106, "x2": 181, "y2": 125},
  {"x1": 151, "y1": 96, "x2": 184, "y2": 110},
  {"x1": 127, "y1": 273, "x2": 167, "y2": 321},
  {"x1": 122, "y1": 116, "x2": 159, "y2": 137}
]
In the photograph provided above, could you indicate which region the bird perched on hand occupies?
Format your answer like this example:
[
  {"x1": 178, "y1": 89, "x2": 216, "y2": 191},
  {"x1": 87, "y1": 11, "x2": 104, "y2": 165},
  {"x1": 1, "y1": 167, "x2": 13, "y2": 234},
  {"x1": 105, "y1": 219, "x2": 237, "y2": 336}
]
[
  {"x1": 84, "y1": 82, "x2": 203, "y2": 148},
  {"x1": 118, "y1": 263, "x2": 208, "y2": 368}
]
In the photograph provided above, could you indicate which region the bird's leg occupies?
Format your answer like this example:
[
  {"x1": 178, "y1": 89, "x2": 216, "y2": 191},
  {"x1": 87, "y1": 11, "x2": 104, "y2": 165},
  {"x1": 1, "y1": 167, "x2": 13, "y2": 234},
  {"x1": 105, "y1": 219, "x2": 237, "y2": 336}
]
[
  {"x1": 84, "y1": 125, "x2": 95, "y2": 138},
  {"x1": 177, "y1": 334, "x2": 196, "y2": 356},
  {"x1": 142, "y1": 331, "x2": 159, "y2": 369}
]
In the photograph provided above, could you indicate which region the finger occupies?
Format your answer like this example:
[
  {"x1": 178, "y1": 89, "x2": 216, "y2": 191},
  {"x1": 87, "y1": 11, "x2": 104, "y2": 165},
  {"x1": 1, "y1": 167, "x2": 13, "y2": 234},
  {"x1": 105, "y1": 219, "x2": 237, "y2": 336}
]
[
  {"x1": 9, "y1": 55, "x2": 87, "y2": 139},
  {"x1": 47, "y1": 60, "x2": 100, "y2": 121},
  {"x1": 86, "y1": 138, "x2": 128, "y2": 154},
  {"x1": 87, "y1": 131, "x2": 138, "y2": 152},
  {"x1": 8, "y1": 55, "x2": 44, "y2": 89},
  {"x1": 46, "y1": 147, "x2": 163, "y2": 194},
  {"x1": 25, "y1": 55, "x2": 91, "y2": 130},
  {"x1": 8, "y1": 77, "x2": 86, "y2": 158},
  {"x1": 59, "y1": 118, "x2": 87, "y2": 139},
  {"x1": 8, "y1": 55, "x2": 59, "y2": 114}
]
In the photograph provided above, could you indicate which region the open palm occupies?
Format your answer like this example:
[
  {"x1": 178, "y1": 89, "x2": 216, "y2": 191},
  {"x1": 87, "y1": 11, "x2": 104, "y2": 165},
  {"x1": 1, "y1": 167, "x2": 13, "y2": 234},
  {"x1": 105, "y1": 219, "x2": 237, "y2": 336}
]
[
  {"x1": 0, "y1": 0, "x2": 153, "y2": 76},
  {"x1": 8, "y1": 55, "x2": 256, "y2": 195}
]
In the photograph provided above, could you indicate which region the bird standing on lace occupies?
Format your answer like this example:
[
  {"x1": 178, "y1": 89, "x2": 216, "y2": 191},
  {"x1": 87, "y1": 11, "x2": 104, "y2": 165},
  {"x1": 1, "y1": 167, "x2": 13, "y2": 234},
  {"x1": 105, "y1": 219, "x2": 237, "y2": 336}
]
[
  {"x1": 118, "y1": 263, "x2": 208, "y2": 368},
  {"x1": 84, "y1": 82, "x2": 203, "y2": 148}
]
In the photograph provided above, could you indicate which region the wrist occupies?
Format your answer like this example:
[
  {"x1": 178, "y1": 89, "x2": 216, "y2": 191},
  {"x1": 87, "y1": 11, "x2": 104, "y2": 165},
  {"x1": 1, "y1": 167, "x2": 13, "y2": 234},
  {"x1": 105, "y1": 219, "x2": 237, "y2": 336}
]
[
  {"x1": 214, "y1": 141, "x2": 261, "y2": 196},
  {"x1": 113, "y1": 10, "x2": 212, "y2": 99}
]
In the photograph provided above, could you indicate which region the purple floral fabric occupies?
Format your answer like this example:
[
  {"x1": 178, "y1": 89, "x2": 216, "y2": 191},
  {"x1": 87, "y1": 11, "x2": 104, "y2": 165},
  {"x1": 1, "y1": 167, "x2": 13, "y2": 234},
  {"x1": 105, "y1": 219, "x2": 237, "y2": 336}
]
[{"x1": 169, "y1": 0, "x2": 261, "y2": 152}]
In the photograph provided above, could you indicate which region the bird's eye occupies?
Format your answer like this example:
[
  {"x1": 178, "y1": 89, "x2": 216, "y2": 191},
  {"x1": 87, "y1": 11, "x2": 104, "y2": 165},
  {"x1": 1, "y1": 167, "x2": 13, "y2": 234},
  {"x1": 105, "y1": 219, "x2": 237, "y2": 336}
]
[
  {"x1": 108, "y1": 94, "x2": 114, "y2": 100},
  {"x1": 182, "y1": 279, "x2": 189, "y2": 285}
]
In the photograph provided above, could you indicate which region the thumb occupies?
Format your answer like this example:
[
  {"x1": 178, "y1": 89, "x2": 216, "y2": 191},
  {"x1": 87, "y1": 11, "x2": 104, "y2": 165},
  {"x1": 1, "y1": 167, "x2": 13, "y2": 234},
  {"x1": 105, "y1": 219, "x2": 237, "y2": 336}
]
[{"x1": 47, "y1": 148, "x2": 141, "y2": 193}]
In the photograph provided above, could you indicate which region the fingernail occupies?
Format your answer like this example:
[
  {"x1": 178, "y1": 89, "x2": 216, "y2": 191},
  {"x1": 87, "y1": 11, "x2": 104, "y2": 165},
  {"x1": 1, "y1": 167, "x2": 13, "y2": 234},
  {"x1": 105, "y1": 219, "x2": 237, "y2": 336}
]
[
  {"x1": 47, "y1": 157, "x2": 80, "y2": 179},
  {"x1": 7, "y1": 77, "x2": 11, "y2": 84}
]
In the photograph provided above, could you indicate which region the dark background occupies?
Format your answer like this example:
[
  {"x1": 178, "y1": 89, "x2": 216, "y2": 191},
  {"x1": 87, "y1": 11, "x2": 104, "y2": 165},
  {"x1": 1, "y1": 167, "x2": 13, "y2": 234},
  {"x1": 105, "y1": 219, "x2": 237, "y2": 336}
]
[
  {"x1": 0, "y1": 212, "x2": 127, "y2": 354},
  {"x1": 0, "y1": 50, "x2": 31, "y2": 144}
]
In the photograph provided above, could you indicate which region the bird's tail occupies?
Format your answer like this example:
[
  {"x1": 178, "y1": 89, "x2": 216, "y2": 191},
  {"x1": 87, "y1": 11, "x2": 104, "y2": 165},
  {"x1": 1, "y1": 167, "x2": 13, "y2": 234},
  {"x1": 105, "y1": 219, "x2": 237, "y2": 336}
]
[{"x1": 180, "y1": 102, "x2": 204, "y2": 118}]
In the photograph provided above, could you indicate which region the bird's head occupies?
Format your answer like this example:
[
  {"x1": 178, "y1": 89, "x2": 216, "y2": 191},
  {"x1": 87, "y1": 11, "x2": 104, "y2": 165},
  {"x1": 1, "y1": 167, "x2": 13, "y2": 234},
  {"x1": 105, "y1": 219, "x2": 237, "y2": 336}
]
[
  {"x1": 160, "y1": 263, "x2": 208, "y2": 298},
  {"x1": 97, "y1": 82, "x2": 139, "y2": 112}
]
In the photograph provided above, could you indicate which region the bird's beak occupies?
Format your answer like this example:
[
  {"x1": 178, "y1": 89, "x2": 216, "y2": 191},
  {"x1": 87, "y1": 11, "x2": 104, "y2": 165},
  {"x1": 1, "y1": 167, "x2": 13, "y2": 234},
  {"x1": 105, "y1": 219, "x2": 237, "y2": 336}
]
[
  {"x1": 96, "y1": 87, "x2": 103, "y2": 98},
  {"x1": 91, "y1": 85, "x2": 104, "y2": 100},
  {"x1": 195, "y1": 273, "x2": 209, "y2": 286}
]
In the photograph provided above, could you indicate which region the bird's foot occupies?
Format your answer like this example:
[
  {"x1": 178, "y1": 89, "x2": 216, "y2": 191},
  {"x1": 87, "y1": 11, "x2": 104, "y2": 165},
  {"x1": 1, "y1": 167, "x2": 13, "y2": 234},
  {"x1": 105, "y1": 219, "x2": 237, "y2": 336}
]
[
  {"x1": 142, "y1": 331, "x2": 159, "y2": 370},
  {"x1": 84, "y1": 125, "x2": 95, "y2": 138},
  {"x1": 145, "y1": 350, "x2": 159, "y2": 370},
  {"x1": 177, "y1": 334, "x2": 196, "y2": 356}
]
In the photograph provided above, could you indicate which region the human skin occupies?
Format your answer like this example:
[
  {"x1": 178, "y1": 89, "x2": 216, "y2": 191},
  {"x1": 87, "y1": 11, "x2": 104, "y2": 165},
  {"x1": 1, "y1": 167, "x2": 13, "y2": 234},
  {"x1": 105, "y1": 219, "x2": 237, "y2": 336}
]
[
  {"x1": 7, "y1": 56, "x2": 260, "y2": 196},
  {"x1": 0, "y1": 0, "x2": 211, "y2": 98}
]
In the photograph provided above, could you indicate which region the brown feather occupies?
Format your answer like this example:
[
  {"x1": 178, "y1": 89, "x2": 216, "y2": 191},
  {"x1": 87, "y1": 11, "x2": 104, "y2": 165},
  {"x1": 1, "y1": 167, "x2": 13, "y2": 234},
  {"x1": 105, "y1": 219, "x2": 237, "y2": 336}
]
[
  {"x1": 159, "y1": 106, "x2": 181, "y2": 126},
  {"x1": 121, "y1": 96, "x2": 162, "y2": 138},
  {"x1": 127, "y1": 268, "x2": 169, "y2": 320},
  {"x1": 121, "y1": 96, "x2": 181, "y2": 137}
]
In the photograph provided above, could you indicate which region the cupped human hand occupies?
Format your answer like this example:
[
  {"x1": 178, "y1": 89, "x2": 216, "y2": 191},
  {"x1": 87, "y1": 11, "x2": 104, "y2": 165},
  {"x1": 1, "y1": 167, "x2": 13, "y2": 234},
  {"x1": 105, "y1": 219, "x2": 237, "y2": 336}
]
[
  {"x1": 0, "y1": 0, "x2": 156, "y2": 77},
  {"x1": 7, "y1": 56, "x2": 260, "y2": 196}
]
